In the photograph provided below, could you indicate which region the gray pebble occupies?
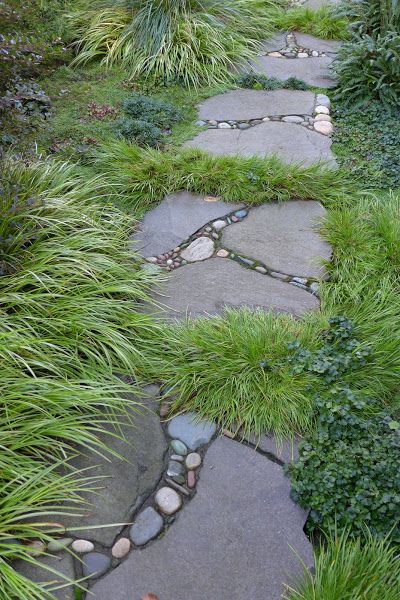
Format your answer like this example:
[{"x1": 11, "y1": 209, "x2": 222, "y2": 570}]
[
  {"x1": 82, "y1": 552, "x2": 110, "y2": 579},
  {"x1": 170, "y1": 439, "x2": 188, "y2": 455},
  {"x1": 130, "y1": 507, "x2": 163, "y2": 546}
]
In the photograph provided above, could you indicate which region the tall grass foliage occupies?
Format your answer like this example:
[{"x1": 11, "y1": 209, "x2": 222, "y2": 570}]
[{"x1": 0, "y1": 158, "x2": 157, "y2": 598}]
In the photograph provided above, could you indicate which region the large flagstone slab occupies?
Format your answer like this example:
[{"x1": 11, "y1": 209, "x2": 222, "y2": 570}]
[
  {"x1": 221, "y1": 201, "x2": 331, "y2": 278},
  {"x1": 248, "y1": 55, "x2": 336, "y2": 88},
  {"x1": 198, "y1": 89, "x2": 316, "y2": 120},
  {"x1": 185, "y1": 121, "x2": 335, "y2": 166},
  {"x1": 147, "y1": 258, "x2": 319, "y2": 320},
  {"x1": 91, "y1": 437, "x2": 313, "y2": 600},
  {"x1": 131, "y1": 191, "x2": 244, "y2": 257}
]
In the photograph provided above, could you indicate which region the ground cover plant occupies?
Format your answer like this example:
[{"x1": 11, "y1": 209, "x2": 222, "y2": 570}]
[
  {"x1": 0, "y1": 157, "x2": 157, "y2": 597},
  {"x1": 274, "y1": 5, "x2": 349, "y2": 40},
  {"x1": 237, "y1": 73, "x2": 310, "y2": 90},
  {"x1": 332, "y1": 101, "x2": 400, "y2": 189},
  {"x1": 285, "y1": 530, "x2": 400, "y2": 600},
  {"x1": 95, "y1": 141, "x2": 356, "y2": 214},
  {"x1": 70, "y1": 0, "x2": 282, "y2": 87}
]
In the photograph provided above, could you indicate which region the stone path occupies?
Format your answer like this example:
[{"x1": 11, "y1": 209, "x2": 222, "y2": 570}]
[{"x1": 16, "y1": 19, "x2": 340, "y2": 600}]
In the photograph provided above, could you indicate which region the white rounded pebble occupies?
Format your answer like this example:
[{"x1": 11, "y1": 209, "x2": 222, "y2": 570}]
[
  {"x1": 166, "y1": 259, "x2": 173, "y2": 265},
  {"x1": 155, "y1": 487, "x2": 182, "y2": 515},
  {"x1": 297, "y1": 52, "x2": 308, "y2": 58},
  {"x1": 313, "y1": 121, "x2": 333, "y2": 135},
  {"x1": 218, "y1": 122, "x2": 231, "y2": 129},
  {"x1": 112, "y1": 537, "x2": 131, "y2": 558},
  {"x1": 262, "y1": 117, "x2": 270, "y2": 122},
  {"x1": 71, "y1": 539, "x2": 94, "y2": 553},
  {"x1": 314, "y1": 114, "x2": 332, "y2": 122},
  {"x1": 314, "y1": 105, "x2": 330, "y2": 115},
  {"x1": 212, "y1": 220, "x2": 227, "y2": 231},
  {"x1": 216, "y1": 249, "x2": 229, "y2": 258},
  {"x1": 312, "y1": 50, "x2": 319, "y2": 57},
  {"x1": 185, "y1": 453, "x2": 202, "y2": 470}
]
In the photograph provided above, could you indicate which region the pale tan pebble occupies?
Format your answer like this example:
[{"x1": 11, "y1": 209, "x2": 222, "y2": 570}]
[
  {"x1": 185, "y1": 453, "x2": 202, "y2": 470},
  {"x1": 223, "y1": 429, "x2": 236, "y2": 439},
  {"x1": 313, "y1": 121, "x2": 333, "y2": 135},
  {"x1": 112, "y1": 537, "x2": 131, "y2": 559},
  {"x1": 268, "y1": 51, "x2": 283, "y2": 58},
  {"x1": 155, "y1": 487, "x2": 182, "y2": 515},
  {"x1": 204, "y1": 195, "x2": 220, "y2": 202},
  {"x1": 146, "y1": 257, "x2": 158, "y2": 264},
  {"x1": 314, "y1": 114, "x2": 332, "y2": 122},
  {"x1": 297, "y1": 52, "x2": 308, "y2": 58},
  {"x1": 216, "y1": 249, "x2": 229, "y2": 258},
  {"x1": 141, "y1": 594, "x2": 159, "y2": 600},
  {"x1": 314, "y1": 105, "x2": 330, "y2": 115},
  {"x1": 71, "y1": 539, "x2": 94, "y2": 553}
]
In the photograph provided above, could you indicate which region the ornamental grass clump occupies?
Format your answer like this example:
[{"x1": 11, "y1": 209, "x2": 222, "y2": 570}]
[
  {"x1": 70, "y1": 0, "x2": 281, "y2": 86},
  {"x1": 0, "y1": 158, "x2": 157, "y2": 597}
]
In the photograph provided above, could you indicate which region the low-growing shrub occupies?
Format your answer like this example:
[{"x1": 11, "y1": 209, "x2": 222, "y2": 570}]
[
  {"x1": 287, "y1": 386, "x2": 400, "y2": 541},
  {"x1": 285, "y1": 529, "x2": 400, "y2": 600},
  {"x1": 237, "y1": 73, "x2": 310, "y2": 90},
  {"x1": 115, "y1": 118, "x2": 164, "y2": 147},
  {"x1": 274, "y1": 6, "x2": 349, "y2": 40},
  {"x1": 122, "y1": 93, "x2": 182, "y2": 129}
]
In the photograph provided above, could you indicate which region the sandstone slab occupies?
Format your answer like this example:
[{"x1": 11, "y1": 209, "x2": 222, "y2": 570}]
[
  {"x1": 198, "y1": 89, "x2": 315, "y2": 120},
  {"x1": 185, "y1": 121, "x2": 335, "y2": 167},
  {"x1": 146, "y1": 258, "x2": 319, "y2": 320},
  {"x1": 131, "y1": 192, "x2": 244, "y2": 257},
  {"x1": 221, "y1": 201, "x2": 331, "y2": 278},
  {"x1": 247, "y1": 55, "x2": 337, "y2": 88},
  {"x1": 91, "y1": 437, "x2": 313, "y2": 600},
  {"x1": 62, "y1": 390, "x2": 167, "y2": 545}
]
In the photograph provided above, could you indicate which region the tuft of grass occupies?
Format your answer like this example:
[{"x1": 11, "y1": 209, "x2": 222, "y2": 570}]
[
  {"x1": 285, "y1": 530, "x2": 400, "y2": 600},
  {"x1": 95, "y1": 141, "x2": 356, "y2": 215},
  {"x1": 69, "y1": 0, "x2": 282, "y2": 87},
  {"x1": 0, "y1": 156, "x2": 158, "y2": 597},
  {"x1": 275, "y1": 6, "x2": 350, "y2": 40},
  {"x1": 142, "y1": 308, "x2": 325, "y2": 438}
]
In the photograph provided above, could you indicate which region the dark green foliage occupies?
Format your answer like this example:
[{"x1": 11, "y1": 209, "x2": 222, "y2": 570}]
[
  {"x1": 122, "y1": 93, "x2": 182, "y2": 129},
  {"x1": 287, "y1": 386, "x2": 400, "y2": 542},
  {"x1": 288, "y1": 317, "x2": 371, "y2": 385},
  {"x1": 237, "y1": 73, "x2": 310, "y2": 91},
  {"x1": 332, "y1": 101, "x2": 400, "y2": 189},
  {"x1": 115, "y1": 118, "x2": 164, "y2": 147}
]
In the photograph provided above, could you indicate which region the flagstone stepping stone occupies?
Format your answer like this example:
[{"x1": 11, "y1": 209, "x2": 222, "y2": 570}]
[
  {"x1": 185, "y1": 121, "x2": 335, "y2": 167},
  {"x1": 221, "y1": 201, "x2": 330, "y2": 278},
  {"x1": 146, "y1": 258, "x2": 319, "y2": 320},
  {"x1": 168, "y1": 412, "x2": 216, "y2": 450},
  {"x1": 293, "y1": 33, "x2": 341, "y2": 55},
  {"x1": 15, "y1": 553, "x2": 76, "y2": 599},
  {"x1": 248, "y1": 55, "x2": 336, "y2": 88},
  {"x1": 131, "y1": 191, "x2": 244, "y2": 258},
  {"x1": 90, "y1": 437, "x2": 313, "y2": 600},
  {"x1": 197, "y1": 89, "x2": 315, "y2": 121},
  {"x1": 62, "y1": 390, "x2": 167, "y2": 545},
  {"x1": 130, "y1": 507, "x2": 164, "y2": 546},
  {"x1": 242, "y1": 432, "x2": 301, "y2": 464}
]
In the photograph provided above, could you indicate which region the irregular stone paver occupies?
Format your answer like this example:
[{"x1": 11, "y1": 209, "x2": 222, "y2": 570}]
[
  {"x1": 131, "y1": 191, "x2": 244, "y2": 257},
  {"x1": 243, "y1": 432, "x2": 301, "y2": 464},
  {"x1": 293, "y1": 32, "x2": 341, "y2": 54},
  {"x1": 146, "y1": 258, "x2": 319, "y2": 320},
  {"x1": 130, "y1": 507, "x2": 164, "y2": 546},
  {"x1": 198, "y1": 89, "x2": 315, "y2": 120},
  {"x1": 222, "y1": 201, "x2": 331, "y2": 278},
  {"x1": 248, "y1": 55, "x2": 336, "y2": 88},
  {"x1": 91, "y1": 437, "x2": 313, "y2": 600},
  {"x1": 185, "y1": 121, "x2": 335, "y2": 166},
  {"x1": 168, "y1": 412, "x2": 216, "y2": 449},
  {"x1": 15, "y1": 554, "x2": 76, "y2": 600},
  {"x1": 62, "y1": 391, "x2": 166, "y2": 545}
]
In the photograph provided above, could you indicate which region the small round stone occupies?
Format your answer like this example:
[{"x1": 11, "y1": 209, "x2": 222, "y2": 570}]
[
  {"x1": 292, "y1": 276, "x2": 308, "y2": 285},
  {"x1": 212, "y1": 232, "x2": 219, "y2": 239},
  {"x1": 262, "y1": 116, "x2": 270, "y2": 122},
  {"x1": 205, "y1": 226, "x2": 212, "y2": 232},
  {"x1": 310, "y1": 282, "x2": 320, "y2": 294},
  {"x1": 112, "y1": 537, "x2": 131, "y2": 559},
  {"x1": 234, "y1": 209, "x2": 248, "y2": 219},
  {"x1": 282, "y1": 115, "x2": 303, "y2": 124},
  {"x1": 216, "y1": 249, "x2": 229, "y2": 258},
  {"x1": 231, "y1": 215, "x2": 238, "y2": 222},
  {"x1": 160, "y1": 402, "x2": 169, "y2": 417},
  {"x1": 146, "y1": 257, "x2": 158, "y2": 264},
  {"x1": 167, "y1": 460, "x2": 185, "y2": 478},
  {"x1": 130, "y1": 507, "x2": 163, "y2": 546},
  {"x1": 170, "y1": 454, "x2": 184, "y2": 462},
  {"x1": 316, "y1": 93, "x2": 331, "y2": 108},
  {"x1": 187, "y1": 471, "x2": 196, "y2": 489},
  {"x1": 312, "y1": 50, "x2": 319, "y2": 56},
  {"x1": 255, "y1": 266, "x2": 267, "y2": 274},
  {"x1": 212, "y1": 220, "x2": 227, "y2": 231},
  {"x1": 170, "y1": 439, "x2": 188, "y2": 455},
  {"x1": 82, "y1": 552, "x2": 110, "y2": 579},
  {"x1": 174, "y1": 247, "x2": 181, "y2": 252},
  {"x1": 155, "y1": 487, "x2": 182, "y2": 515},
  {"x1": 208, "y1": 120, "x2": 217, "y2": 126},
  {"x1": 71, "y1": 539, "x2": 94, "y2": 553},
  {"x1": 314, "y1": 105, "x2": 330, "y2": 115},
  {"x1": 173, "y1": 261, "x2": 180, "y2": 268},
  {"x1": 238, "y1": 122, "x2": 251, "y2": 130},
  {"x1": 166, "y1": 259, "x2": 173, "y2": 265},
  {"x1": 48, "y1": 537, "x2": 73, "y2": 552},
  {"x1": 268, "y1": 51, "x2": 283, "y2": 57},
  {"x1": 297, "y1": 52, "x2": 308, "y2": 58},
  {"x1": 185, "y1": 453, "x2": 202, "y2": 470},
  {"x1": 218, "y1": 122, "x2": 231, "y2": 129},
  {"x1": 314, "y1": 113, "x2": 332, "y2": 122},
  {"x1": 313, "y1": 121, "x2": 333, "y2": 135},
  {"x1": 195, "y1": 120, "x2": 206, "y2": 127}
]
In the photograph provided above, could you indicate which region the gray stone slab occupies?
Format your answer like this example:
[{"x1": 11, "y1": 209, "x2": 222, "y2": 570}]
[
  {"x1": 198, "y1": 89, "x2": 315, "y2": 120},
  {"x1": 303, "y1": 0, "x2": 340, "y2": 9},
  {"x1": 14, "y1": 554, "x2": 76, "y2": 599},
  {"x1": 91, "y1": 437, "x2": 313, "y2": 600},
  {"x1": 147, "y1": 258, "x2": 319, "y2": 320},
  {"x1": 131, "y1": 191, "x2": 244, "y2": 257},
  {"x1": 293, "y1": 32, "x2": 341, "y2": 54},
  {"x1": 185, "y1": 121, "x2": 335, "y2": 167},
  {"x1": 222, "y1": 201, "x2": 331, "y2": 278},
  {"x1": 244, "y1": 432, "x2": 301, "y2": 464},
  {"x1": 168, "y1": 412, "x2": 217, "y2": 450},
  {"x1": 62, "y1": 391, "x2": 167, "y2": 545},
  {"x1": 248, "y1": 55, "x2": 337, "y2": 88},
  {"x1": 260, "y1": 33, "x2": 288, "y2": 53}
]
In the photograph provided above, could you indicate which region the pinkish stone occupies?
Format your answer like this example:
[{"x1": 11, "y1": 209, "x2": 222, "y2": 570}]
[
  {"x1": 231, "y1": 215, "x2": 238, "y2": 222},
  {"x1": 187, "y1": 471, "x2": 196, "y2": 489},
  {"x1": 216, "y1": 249, "x2": 229, "y2": 258},
  {"x1": 112, "y1": 537, "x2": 131, "y2": 559}
]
